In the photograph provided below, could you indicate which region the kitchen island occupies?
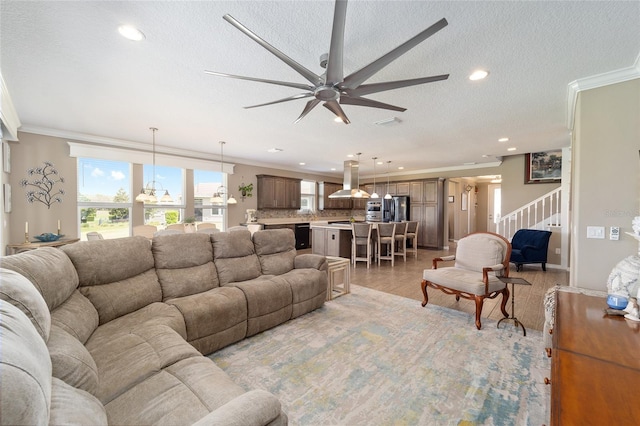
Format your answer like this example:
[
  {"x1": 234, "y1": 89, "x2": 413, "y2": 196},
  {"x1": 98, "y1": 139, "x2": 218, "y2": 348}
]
[{"x1": 310, "y1": 222, "x2": 353, "y2": 258}]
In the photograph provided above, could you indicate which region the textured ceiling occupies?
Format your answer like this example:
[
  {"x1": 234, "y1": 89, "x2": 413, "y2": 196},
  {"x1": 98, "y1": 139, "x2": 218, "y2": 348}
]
[{"x1": 1, "y1": 1, "x2": 639, "y2": 178}]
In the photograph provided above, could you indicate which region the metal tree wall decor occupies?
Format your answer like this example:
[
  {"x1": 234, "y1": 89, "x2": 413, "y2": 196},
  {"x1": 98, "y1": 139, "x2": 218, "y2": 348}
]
[{"x1": 20, "y1": 161, "x2": 65, "y2": 209}]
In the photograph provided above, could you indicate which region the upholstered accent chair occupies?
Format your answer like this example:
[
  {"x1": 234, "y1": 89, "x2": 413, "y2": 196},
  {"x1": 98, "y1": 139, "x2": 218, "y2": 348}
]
[
  {"x1": 351, "y1": 223, "x2": 373, "y2": 268},
  {"x1": 132, "y1": 224, "x2": 157, "y2": 239},
  {"x1": 510, "y1": 229, "x2": 552, "y2": 271},
  {"x1": 421, "y1": 232, "x2": 512, "y2": 329}
]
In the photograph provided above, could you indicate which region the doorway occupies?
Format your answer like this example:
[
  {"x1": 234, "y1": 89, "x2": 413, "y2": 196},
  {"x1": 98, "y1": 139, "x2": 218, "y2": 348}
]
[{"x1": 487, "y1": 184, "x2": 501, "y2": 233}]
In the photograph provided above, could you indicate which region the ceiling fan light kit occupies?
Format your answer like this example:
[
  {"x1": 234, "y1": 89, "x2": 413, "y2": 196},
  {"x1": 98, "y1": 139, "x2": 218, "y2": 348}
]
[{"x1": 206, "y1": 0, "x2": 449, "y2": 124}]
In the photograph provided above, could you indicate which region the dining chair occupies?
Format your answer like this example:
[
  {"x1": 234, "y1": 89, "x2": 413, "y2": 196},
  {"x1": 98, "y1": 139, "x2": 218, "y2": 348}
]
[
  {"x1": 166, "y1": 223, "x2": 186, "y2": 232},
  {"x1": 196, "y1": 223, "x2": 217, "y2": 231},
  {"x1": 405, "y1": 221, "x2": 419, "y2": 259},
  {"x1": 351, "y1": 223, "x2": 373, "y2": 268},
  {"x1": 197, "y1": 228, "x2": 220, "y2": 234},
  {"x1": 393, "y1": 222, "x2": 407, "y2": 262},
  {"x1": 376, "y1": 223, "x2": 396, "y2": 267},
  {"x1": 86, "y1": 231, "x2": 104, "y2": 241},
  {"x1": 154, "y1": 229, "x2": 183, "y2": 237},
  {"x1": 132, "y1": 224, "x2": 157, "y2": 239}
]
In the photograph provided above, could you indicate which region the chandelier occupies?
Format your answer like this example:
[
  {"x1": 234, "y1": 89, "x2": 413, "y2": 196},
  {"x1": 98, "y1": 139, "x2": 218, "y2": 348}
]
[
  {"x1": 135, "y1": 127, "x2": 173, "y2": 204},
  {"x1": 210, "y1": 141, "x2": 237, "y2": 205}
]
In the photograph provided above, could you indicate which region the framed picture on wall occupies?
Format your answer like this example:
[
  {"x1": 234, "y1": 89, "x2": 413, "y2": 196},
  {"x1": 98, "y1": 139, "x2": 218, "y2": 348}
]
[
  {"x1": 525, "y1": 150, "x2": 562, "y2": 184},
  {"x1": 3, "y1": 183, "x2": 11, "y2": 213},
  {"x1": 2, "y1": 142, "x2": 10, "y2": 173}
]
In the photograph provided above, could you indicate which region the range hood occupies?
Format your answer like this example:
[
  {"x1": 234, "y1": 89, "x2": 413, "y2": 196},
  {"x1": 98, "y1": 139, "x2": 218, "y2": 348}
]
[{"x1": 328, "y1": 160, "x2": 370, "y2": 199}]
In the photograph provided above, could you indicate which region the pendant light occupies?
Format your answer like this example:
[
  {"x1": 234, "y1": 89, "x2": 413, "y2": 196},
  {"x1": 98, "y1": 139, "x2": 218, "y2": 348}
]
[
  {"x1": 384, "y1": 161, "x2": 392, "y2": 199},
  {"x1": 211, "y1": 141, "x2": 237, "y2": 205},
  {"x1": 371, "y1": 157, "x2": 379, "y2": 198},
  {"x1": 353, "y1": 153, "x2": 364, "y2": 198},
  {"x1": 135, "y1": 127, "x2": 173, "y2": 204}
]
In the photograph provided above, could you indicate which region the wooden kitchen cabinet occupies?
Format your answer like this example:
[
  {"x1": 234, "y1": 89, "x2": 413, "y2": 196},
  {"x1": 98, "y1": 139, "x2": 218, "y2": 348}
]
[
  {"x1": 396, "y1": 182, "x2": 410, "y2": 196},
  {"x1": 312, "y1": 227, "x2": 351, "y2": 257},
  {"x1": 410, "y1": 181, "x2": 424, "y2": 202},
  {"x1": 257, "y1": 175, "x2": 301, "y2": 209},
  {"x1": 318, "y1": 182, "x2": 352, "y2": 210}
]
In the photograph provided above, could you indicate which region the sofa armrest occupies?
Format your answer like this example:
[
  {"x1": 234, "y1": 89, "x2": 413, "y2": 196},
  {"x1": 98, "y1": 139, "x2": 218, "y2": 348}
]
[
  {"x1": 294, "y1": 254, "x2": 328, "y2": 272},
  {"x1": 191, "y1": 390, "x2": 283, "y2": 426}
]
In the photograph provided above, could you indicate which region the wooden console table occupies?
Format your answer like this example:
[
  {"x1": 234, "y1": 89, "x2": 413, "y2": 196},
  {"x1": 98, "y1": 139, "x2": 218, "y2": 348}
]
[
  {"x1": 6, "y1": 238, "x2": 80, "y2": 255},
  {"x1": 550, "y1": 291, "x2": 640, "y2": 424}
]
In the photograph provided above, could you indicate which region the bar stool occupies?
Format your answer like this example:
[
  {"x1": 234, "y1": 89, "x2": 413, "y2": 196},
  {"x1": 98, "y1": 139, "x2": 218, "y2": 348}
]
[
  {"x1": 351, "y1": 223, "x2": 373, "y2": 268},
  {"x1": 405, "y1": 221, "x2": 419, "y2": 259},
  {"x1": 393, "y1": 222, "x2": 407, "y2": 262},
  {"x1": 376, "y1": 223, "x2": 396, "y2": 266}
]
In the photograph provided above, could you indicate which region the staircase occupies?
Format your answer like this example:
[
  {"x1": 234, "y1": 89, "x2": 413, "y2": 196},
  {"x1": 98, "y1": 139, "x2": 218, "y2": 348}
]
[{"x1": 496, "y1": 187, "x2": 562, "y2": 240}]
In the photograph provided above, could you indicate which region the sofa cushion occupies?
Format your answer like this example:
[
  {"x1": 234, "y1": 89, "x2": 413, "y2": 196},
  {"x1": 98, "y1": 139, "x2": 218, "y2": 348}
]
[
  {"x1": 62, "y1": 237, "x2": 162, "y2": 324},
  {"x1": 422, "y1": 267, "x2": 506, "y2": 295},
  {"x1": 0, "y1": 267, "x2": 51, "y2": 342},
  {"x1": 50, "y1": 377, "x2": 108, "y2": 426},
  {"x1": 0, "y1": 247, "x2": 79, "y2": 313},
  {"x1": 153, "y1": 233, "x2": 220, "y2": 300},
  {"x1": 0, "y1": 300, "x2": 52, "y2": 426},
  {"x1": 48, "y1": 325, "x2": 99, "y2": 395},
  {"x1": 212, "y1": 230, "x2": 262, "y2": 284},
  {"x1": 277, "y1": 269, "x2": 328, "y2": 319},
  {"x1": 167, "y1": 286, "x2": 248, "y2": 355},
  {"x1": 191, "y1": 390, "x2": 285, "y2": 426},
  {"x1": 87, "y1": 324, "x2": 201, "y2": 404},
  {"x1": 230, "y1": 278, "x2": 293, "y2": 337},
  {"x1": 105, "y1": 357, "x2": 248, "y2": 425},
  {"x1": 50, "y1": 289, "x2": 99, "y2": 344},
  {"x1": 252, "y1": 229, "x2": 296, "y2": 275}
]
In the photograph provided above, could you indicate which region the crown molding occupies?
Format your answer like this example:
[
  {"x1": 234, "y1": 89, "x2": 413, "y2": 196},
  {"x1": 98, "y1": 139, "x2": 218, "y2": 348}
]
[{"x1": 567, "y1": 52, "x2": 640, "y2": 131}]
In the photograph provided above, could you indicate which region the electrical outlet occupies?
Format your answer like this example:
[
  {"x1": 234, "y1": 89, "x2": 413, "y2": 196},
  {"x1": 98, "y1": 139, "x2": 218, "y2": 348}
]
[
  {"x1": 610, "y1": 226, "x2": 620, "y2": 240},
  {"x1": 555, "y1": 248, "x2": 561, "y2": 255},
  {"x1": 587, "y1": 226, "x2": 605, "y2": 239}
]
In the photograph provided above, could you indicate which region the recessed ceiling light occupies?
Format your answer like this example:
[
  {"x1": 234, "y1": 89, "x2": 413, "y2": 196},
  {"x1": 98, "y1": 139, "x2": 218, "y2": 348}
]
[
  {"x1": 507, "y1": 147, "x2": 517, "y2": 151},
  {"x1": 398, "y1": 166, "x2": 404, "y2": 170},
  {"x1": 267, "y1": 148, "x2": 283, "y2": 153},
  {"x1": 377, "y1": 161, "x2": 383, "y2": 165},
  {"x1": 347, "y1": 154, "x2": 354, "y2": 158},
  {"x1": 498, "y1": 137, "x2": 509, "y2": 142},
  {"x1": 118, "y1": 25, "x2": 145, "y2": 41},
  {"x1": 481, "y1": 154, "x2": 491, "y2": 158},
  {"x1": 299, "y1": 162, "x2": 306, "y2": 166},
  {"x1": 330, "y1": 168, "x2": 336, "y2": 171},
  {"x1": 469, "y1": 70, "x2": 489, "y2": 81}
]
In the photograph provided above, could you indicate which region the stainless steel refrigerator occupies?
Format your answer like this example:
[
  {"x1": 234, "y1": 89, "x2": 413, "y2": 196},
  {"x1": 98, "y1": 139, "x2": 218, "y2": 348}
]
[{"x1": 383, "y1": 196, "x2": 410, "y2": 222}]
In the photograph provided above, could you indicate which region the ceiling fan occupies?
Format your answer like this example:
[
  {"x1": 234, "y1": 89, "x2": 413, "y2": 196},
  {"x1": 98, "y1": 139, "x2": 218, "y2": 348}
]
[{"x1": 205, "y1": 0, "x2": 449, "y2": 124}]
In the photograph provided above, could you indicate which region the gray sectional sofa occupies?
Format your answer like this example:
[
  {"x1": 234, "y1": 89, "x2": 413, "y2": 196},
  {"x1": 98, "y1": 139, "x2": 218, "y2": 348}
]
[{"x1": 0, "y1": 228, "x2": 328, "y2": 425}]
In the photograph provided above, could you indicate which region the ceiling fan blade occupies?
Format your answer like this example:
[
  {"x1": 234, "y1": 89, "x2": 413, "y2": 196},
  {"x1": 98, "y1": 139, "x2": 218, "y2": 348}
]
[
  {"x1": 223, "y1": 14, "x2": 323, "y2": 86},
  {"x1": 323, "y1": 100, "x2": 351, "y2": 124},
  {"x1": 341, "y1": 18, "x2": 448, "y2": 89},
  {"x1": 340, "y1": 96, "x2": 406, "y2": 112},
  {"x1": 345, "y1": 74, "x2": 449, "y2": 97},
  {"x1": 244, "y1": 93, "x2": 313, "y2": 109},
  {"x1": 294, "y1": 99, "x2": 321, "y2": 123},
  {"x1": 325, "y1": 0, "x2": 348, "y2": 85},
  {"x1": 204, "y1": 70, "x2": 314, "y2": 91}
]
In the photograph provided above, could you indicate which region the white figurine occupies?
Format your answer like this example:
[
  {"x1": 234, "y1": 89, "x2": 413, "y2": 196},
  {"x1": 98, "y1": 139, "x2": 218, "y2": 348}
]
[{"x1": 623, "y1": 297, "x2": 640, "y2": 322}]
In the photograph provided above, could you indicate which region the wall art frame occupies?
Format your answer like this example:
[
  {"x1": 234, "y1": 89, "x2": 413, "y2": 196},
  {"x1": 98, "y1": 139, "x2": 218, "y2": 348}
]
[
  {"x1": 3, "y1": 183, "x2": 11, "y2": 213},
  {"x1": 525, "y1": 150, "x2": 562, "y2": 184},
  {"x1": 2, "y1": 141, "x2": 10, "y2": 173}
]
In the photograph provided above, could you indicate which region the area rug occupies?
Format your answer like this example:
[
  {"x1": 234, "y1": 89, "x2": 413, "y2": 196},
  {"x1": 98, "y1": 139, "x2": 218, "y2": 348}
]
[{"x1": 209, "y1": 285, "x2": 550, "y2": 426}]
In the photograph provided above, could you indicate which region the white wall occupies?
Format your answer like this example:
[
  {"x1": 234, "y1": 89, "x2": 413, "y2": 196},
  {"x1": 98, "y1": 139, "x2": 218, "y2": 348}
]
[{"x1": 571, "y1": 78, "x2": 640, "y2": 290}]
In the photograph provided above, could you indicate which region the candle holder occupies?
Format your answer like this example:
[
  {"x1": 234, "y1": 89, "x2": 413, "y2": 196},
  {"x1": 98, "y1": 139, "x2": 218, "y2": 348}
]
[{"x1": 24, "y1": 232, "x2": 29, "y2": 243}]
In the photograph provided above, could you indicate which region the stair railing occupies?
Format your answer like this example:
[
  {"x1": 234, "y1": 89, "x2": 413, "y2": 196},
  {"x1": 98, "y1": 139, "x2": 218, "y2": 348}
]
[{"x1": 496, "y1": 187, "x2": 562, "y2": 240}]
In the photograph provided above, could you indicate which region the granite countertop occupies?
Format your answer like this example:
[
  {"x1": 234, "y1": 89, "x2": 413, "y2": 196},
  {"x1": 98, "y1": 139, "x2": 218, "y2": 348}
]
[{"x1": 258, "y1": 216, "x2": 361, "y2": 225}]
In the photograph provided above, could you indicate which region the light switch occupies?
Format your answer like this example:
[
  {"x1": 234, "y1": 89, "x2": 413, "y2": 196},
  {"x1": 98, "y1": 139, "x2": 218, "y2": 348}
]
[
  {"x1": 610, "y1": 227, "x2": 620, "y2": 240},
  {"x1": 586, "y1": 226, "x2": 605, "y2": 239}
]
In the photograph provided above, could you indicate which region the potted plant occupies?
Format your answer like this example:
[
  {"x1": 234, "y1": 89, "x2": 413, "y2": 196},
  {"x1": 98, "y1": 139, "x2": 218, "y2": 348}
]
[
  {"x1": 183, "y1": 216, "x2": 196, "y2": 233},
  {"x1": 238, "y1": 183, "x2": 253, "y2": 200}
]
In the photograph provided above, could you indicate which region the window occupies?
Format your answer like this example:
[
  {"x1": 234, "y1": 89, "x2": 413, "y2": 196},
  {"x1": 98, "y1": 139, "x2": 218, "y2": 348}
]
[
  {"x1": 194, "y1": 169, "x2": 225, "y2": 230},
  {"x1": 77, "y1": 158, "x2": 132, "y2": 240},
  {"x1": 141, "y1": 165, "x2": 185, "y2": 229},
  {"x1": 300, "y1": 180, "x2": 316, "y2": 212}
]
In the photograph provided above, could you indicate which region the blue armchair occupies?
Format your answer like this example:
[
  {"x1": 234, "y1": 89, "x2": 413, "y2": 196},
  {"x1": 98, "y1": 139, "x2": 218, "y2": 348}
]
[{"x1": 510, "y1": 229, "x2": 552, "y2": 271}]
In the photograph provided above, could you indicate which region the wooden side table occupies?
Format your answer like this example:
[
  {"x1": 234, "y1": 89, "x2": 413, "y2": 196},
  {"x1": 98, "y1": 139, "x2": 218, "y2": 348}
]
[
  {"x1": 325, "y1": 256, "x2": 350, "y2": 300},
  {"x1": 6, "y1": 238, "x2": 80, "y2": 255}
]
